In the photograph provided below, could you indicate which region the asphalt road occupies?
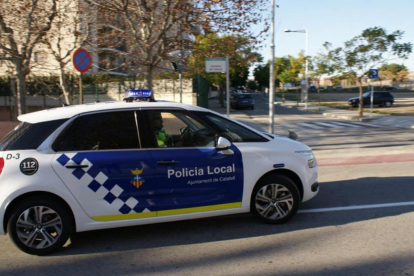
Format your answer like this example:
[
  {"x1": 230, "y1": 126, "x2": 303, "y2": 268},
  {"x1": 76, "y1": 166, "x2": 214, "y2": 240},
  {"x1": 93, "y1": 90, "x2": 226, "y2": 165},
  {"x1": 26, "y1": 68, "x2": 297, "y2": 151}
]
[{"x1": 1, "y1": 94, "x2": 414, "y2": 275}]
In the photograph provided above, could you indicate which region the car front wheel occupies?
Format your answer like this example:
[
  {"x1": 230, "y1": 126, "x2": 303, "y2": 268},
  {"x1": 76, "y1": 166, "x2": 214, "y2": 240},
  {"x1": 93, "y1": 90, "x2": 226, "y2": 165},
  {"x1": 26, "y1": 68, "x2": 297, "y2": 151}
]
[
  {"x1": 7, "y1": 196, "x2": 73, "y2": 255},
  {"x1": 251, "y1": 175, "x2": 300, "y2": 224},
  {"x1": 384, "y1": 101, "x2": 392, "y2": 107}
]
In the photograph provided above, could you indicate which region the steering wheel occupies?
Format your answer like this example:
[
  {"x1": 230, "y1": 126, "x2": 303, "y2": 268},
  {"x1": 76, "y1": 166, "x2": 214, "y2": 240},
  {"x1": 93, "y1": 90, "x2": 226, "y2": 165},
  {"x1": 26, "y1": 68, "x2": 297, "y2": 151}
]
[{"x1": 179, "y1": 126, "x2": 195, "y2": 146}]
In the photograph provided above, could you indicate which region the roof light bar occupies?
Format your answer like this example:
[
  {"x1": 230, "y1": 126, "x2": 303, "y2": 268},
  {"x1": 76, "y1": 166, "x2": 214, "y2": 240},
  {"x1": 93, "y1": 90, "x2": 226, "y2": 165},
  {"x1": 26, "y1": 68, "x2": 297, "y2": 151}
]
[{"x1": 124, "y1": 89, "x2": 153, "y2": 102}]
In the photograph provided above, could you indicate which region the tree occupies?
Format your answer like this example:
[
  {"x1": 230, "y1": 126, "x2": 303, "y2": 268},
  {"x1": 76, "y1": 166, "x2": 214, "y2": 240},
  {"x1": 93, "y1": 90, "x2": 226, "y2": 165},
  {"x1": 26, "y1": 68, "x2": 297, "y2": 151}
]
[
  {"x1": 309, "y1": 42, "x2": 337, "y2": 109},
  {"x1": 379, "y1": 63, "x2": 410, "y2": 82},
  {"x1": 43, "y1": 0, "x2": 90, "y2": 105},
  {"x1": 253, "y1": 63, "x2": 269, "y2": 90},
  {"x1": 276, "y1": 57, "x2": 296, "y2": 103},
  {"x1": 328, "y1": 27, "x2": 412, "y2": 117},
  {"x1": 396, "y1": 69, "x2": 411, "y2": 82},
  {"x1": 87, "y1": 0, "x2": 268, "y2": 100},
  {"x1": 0, "y1": 0, "x2": 57, "y2": 115},
  {"x1": 247, "y1": 80, "x2": 258, "y2": 91},
  {"x1": 379, "y1": 63, "x2": 407, "y2": 75},
  {"x1": 188, "y1": 34, "x2": 259, "y2": 105}
]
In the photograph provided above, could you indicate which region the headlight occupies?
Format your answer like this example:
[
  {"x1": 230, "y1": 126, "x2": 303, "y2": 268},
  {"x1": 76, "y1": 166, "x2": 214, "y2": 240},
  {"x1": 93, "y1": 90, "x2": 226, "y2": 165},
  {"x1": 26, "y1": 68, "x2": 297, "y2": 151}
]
[
  {"x1": 295, "y1": 150, "x2": 313, "y2": 157},
  {"x1": 295, "y1": 150, "x2": 317, "y2": 168},
  {"x1": 307, "y1": 158, "x2": 316, "y2": 168}
]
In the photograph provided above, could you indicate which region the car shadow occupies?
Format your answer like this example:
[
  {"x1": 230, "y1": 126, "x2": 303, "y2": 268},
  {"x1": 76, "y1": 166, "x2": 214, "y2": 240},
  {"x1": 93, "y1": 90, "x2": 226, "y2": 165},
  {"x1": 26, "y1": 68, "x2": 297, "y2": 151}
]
[{"x1": 52, "y1": 176, "x2": 414, "y2": 256}]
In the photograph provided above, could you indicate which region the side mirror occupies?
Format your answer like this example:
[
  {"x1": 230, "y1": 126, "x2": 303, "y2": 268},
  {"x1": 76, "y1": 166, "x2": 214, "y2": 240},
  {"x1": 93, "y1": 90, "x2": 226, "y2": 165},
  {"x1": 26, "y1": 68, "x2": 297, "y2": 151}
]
[{"x1": 216, "y1": 137, "x2": 231, "y2": 150}]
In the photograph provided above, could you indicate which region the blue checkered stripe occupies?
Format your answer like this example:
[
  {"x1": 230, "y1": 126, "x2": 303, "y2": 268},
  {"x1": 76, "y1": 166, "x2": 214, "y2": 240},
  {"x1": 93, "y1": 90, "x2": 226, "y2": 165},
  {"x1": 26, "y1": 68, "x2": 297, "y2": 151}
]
[{"x1": 56, "y1": 153, "x2": 145, "y2": 215}]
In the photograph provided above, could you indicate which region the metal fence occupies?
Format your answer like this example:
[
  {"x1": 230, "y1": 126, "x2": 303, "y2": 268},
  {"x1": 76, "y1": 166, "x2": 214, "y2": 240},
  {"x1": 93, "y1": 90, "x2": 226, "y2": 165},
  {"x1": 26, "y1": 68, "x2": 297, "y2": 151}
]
[
  {"x1": 0, "y1": 78, "x2": 201, "y2": 121},
  {"x1": 0, "y1": 83, "x2": 115, "y2": 121}
]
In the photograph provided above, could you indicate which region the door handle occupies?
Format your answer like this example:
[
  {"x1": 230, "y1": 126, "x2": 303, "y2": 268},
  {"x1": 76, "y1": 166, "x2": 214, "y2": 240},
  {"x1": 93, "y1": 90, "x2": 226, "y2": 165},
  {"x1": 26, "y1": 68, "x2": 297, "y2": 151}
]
[
  {"x1": 65, "y1": 164, "x2": 89, "y2": 169},
  {"x1": 157, "y1": 160, "x2": 179, "y2": 165}
]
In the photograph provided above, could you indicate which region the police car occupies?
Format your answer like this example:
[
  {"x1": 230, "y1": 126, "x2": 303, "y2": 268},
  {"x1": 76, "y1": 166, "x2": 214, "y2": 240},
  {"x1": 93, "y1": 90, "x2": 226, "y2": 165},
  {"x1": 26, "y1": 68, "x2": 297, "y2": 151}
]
[{"x1": 0, "y1": 90, "x2": 318, "y2": 255}]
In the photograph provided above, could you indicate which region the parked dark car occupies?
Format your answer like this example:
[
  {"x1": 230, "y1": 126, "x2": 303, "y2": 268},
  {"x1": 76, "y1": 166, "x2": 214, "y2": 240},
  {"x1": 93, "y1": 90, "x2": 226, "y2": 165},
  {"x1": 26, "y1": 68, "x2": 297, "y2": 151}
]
[
  {"x1": 231, "y1": 94, "x2": 255, "y2": 109},
  {"x1": 308, "y1": 85, "x2": 317, "y2": 92},
  {"x1": 348, "y1": 91, "x2": 394, "y2": 107},
  {"x1": 380, "y1": 85, "x2": 397, "y2": 91}
]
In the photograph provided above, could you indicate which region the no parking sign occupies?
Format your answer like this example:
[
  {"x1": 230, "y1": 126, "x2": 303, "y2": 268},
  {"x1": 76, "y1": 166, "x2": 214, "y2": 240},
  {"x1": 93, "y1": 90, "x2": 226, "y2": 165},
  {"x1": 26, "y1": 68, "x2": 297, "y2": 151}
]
[{"x1": 73, "y1": 48, "x2": 92, "y2": 73}]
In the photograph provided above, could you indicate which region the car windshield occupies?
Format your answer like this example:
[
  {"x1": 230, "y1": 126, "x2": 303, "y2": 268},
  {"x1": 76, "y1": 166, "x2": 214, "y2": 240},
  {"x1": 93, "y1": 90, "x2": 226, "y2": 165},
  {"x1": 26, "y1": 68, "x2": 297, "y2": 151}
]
[{"x1": 363, "y1": 92, "x2": 371, "y2": 97}]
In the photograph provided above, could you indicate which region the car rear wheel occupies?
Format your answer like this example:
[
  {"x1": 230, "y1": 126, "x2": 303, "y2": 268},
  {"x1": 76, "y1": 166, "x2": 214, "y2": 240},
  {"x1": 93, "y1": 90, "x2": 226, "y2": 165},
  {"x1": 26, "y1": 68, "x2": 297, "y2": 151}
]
[
  {"x1": 384, "y1": 101, "x2": 392, "y2": 107},
  {"x1": 7, "y1": 196, "x2": 73, "y2": 255},
  {"x1": 251, "y1": 175, "x2": 300, "y2": 224}
]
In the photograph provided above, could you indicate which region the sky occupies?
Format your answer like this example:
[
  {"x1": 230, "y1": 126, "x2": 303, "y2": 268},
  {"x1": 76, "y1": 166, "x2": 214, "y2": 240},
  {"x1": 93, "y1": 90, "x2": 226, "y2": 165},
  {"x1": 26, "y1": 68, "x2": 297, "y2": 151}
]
[{"x1": 254, "y1": 0, "x2": 414, "y2": 73}]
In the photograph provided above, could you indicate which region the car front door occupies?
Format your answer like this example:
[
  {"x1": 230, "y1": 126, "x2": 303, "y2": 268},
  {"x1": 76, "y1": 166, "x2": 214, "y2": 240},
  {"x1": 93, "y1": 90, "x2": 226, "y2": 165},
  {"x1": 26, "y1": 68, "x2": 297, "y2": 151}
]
[
  {"x1": 51, "y1": 110, "x2": 157, "y2": 221},
  {"x1": 142, "y1": 109, "x2": 244, "y2": 216}
]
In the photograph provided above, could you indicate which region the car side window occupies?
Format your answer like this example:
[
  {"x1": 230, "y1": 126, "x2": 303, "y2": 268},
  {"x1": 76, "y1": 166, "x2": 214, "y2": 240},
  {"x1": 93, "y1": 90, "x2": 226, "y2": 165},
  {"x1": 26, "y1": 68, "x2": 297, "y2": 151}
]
[
  {"x1": 201, "y1": 113, "x2": 268, "y2": 143},
  {"x1": 146, "y1": 110, "x2": 216, "y2": 148},
  {"x1": 58, "y1": 111, "x2": 140, "y2": 151}
]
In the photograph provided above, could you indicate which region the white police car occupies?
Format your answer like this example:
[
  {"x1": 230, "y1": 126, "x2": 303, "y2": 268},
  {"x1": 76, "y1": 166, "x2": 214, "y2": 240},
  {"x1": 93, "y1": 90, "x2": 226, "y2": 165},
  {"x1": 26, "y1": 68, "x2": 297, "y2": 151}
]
[{"x1": 0, "y1": 91, "x2": 318, "y2": 255}]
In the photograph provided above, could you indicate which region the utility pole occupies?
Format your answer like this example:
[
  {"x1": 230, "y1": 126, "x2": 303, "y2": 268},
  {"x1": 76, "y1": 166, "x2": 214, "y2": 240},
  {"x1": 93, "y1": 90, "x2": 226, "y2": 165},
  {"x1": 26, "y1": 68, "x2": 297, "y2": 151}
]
[{"x1": 269, "y1": 0, "x2": 276, "y2": 134}]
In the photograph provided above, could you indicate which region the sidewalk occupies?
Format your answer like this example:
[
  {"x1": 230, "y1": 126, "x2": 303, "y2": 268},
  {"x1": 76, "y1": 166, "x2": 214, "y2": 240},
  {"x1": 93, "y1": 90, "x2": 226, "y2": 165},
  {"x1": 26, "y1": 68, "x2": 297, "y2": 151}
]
[
  {"x1": 274, "y1": 96, "x2": 414, "y2": 129},
  {"x1": 207, "y1": 98, "x2": 292, "y2": 138}
]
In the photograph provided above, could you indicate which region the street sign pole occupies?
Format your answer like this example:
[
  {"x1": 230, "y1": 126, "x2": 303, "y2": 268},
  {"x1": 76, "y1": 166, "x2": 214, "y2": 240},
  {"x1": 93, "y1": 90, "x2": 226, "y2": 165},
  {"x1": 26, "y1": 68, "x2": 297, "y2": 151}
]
[
  {"x1": 79, "y1": 73, "x2": 83, "y2": 105},
  {"x1": 369, "y1": 69, "x2": 379, "y2": 117},
  {"x1": 369, "y1": 80, "x2": 374, "y2": 117}
]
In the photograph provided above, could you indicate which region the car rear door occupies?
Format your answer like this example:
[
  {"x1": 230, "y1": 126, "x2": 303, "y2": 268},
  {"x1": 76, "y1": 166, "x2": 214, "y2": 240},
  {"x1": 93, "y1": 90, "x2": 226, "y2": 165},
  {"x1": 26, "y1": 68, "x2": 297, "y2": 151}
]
[{"x1": 51, "y1": 110, "x2": 158, "y2": 222}]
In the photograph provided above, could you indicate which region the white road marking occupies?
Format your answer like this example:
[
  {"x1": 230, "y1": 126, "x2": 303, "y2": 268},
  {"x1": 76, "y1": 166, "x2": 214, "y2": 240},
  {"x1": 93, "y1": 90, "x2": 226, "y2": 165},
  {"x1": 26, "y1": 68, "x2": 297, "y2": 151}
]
[
  {"x1": 313, "y1": 122, "x2": 345, "y2": 128},
  {"x1": 298, "y1": 201, "x2": 414, "y2": 213},
  {"x1": 351, "y1": 121, "x2": 381, "y2": 128},
  {"x1": 296, "y1": 122, "x2": 324, "y2": 129},
  {"x1": 330, "y1": 121, "x2": 363, "y2": 128}
]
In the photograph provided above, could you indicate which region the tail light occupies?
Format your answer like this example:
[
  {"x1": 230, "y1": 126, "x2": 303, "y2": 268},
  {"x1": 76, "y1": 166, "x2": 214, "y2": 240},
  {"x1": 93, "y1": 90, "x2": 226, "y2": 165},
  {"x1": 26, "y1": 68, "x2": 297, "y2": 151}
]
[{"x1": 0, "y1": 158, "x2": 4, "y2": 175}]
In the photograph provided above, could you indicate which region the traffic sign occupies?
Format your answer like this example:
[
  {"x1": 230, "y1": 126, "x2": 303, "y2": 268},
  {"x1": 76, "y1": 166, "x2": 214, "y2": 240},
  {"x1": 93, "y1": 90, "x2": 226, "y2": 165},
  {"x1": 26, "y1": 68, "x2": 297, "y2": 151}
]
[
  {"x1": 369, "y1": 69, "x2": 379, "y2": 79},
  {"x1": 206, "y1": 58, "x2": 227, "y2": 73},
  {"x1": 73, "y1": 48, "x2": 92, "y2": 73}
]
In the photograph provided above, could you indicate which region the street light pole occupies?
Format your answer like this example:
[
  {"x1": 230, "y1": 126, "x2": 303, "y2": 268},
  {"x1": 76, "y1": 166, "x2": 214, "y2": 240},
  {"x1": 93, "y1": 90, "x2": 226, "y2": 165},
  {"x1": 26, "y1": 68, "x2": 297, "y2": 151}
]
[
  {"x1": 284, "y1": 28, "x2": 309, "y2": 110},
  {"x1": 269, "y1": 0, "x2": 275, "y2": 134}
]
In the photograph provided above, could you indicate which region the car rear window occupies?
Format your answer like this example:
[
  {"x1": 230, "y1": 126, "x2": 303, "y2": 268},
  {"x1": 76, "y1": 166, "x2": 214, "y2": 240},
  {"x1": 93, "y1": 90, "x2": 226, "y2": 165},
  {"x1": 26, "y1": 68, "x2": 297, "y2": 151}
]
[
  {"x1": 0, "y1": 119, "x2": 68, "y2": 151},
  {"x1": 237, "y1": 95, "x2": 252, "y2": 99}
]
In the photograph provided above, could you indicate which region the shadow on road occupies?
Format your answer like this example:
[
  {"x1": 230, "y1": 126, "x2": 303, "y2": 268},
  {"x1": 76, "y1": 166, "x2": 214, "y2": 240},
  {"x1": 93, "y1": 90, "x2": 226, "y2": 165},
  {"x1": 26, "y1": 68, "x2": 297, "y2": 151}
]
[{"x1": 46, "y1": 176, "x2": 414, "y2": 257}]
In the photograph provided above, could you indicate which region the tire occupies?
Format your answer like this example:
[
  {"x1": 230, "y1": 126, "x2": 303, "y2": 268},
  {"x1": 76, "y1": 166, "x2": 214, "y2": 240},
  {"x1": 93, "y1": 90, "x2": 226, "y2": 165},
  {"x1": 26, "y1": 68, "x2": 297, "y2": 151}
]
[
  {"x1": 251, "y1": 174, "x2": 300, "y2": 224},
  {"x1": 7, "y1": 196, "x2": 73, "y2": 255},
  {"x1": 384, "y1": 101, "x2": 392, "y2": 107}
]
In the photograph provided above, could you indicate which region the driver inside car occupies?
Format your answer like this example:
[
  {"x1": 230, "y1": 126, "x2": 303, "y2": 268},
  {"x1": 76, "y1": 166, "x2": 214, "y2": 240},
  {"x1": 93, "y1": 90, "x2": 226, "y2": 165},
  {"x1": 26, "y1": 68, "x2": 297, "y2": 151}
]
[{"x1": 150, "y1": 112, "x2": 170, "y2": 147}]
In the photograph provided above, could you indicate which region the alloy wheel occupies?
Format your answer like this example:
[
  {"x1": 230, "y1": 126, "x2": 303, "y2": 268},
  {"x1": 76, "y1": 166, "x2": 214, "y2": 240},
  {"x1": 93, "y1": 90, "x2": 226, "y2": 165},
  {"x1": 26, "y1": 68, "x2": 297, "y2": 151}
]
[
  {"x1": 15, "y1": 206, "x2": 63, "y2": 249},
  {"x1": 255, "y1": 184, "x2": 294, "y2": 220}
]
